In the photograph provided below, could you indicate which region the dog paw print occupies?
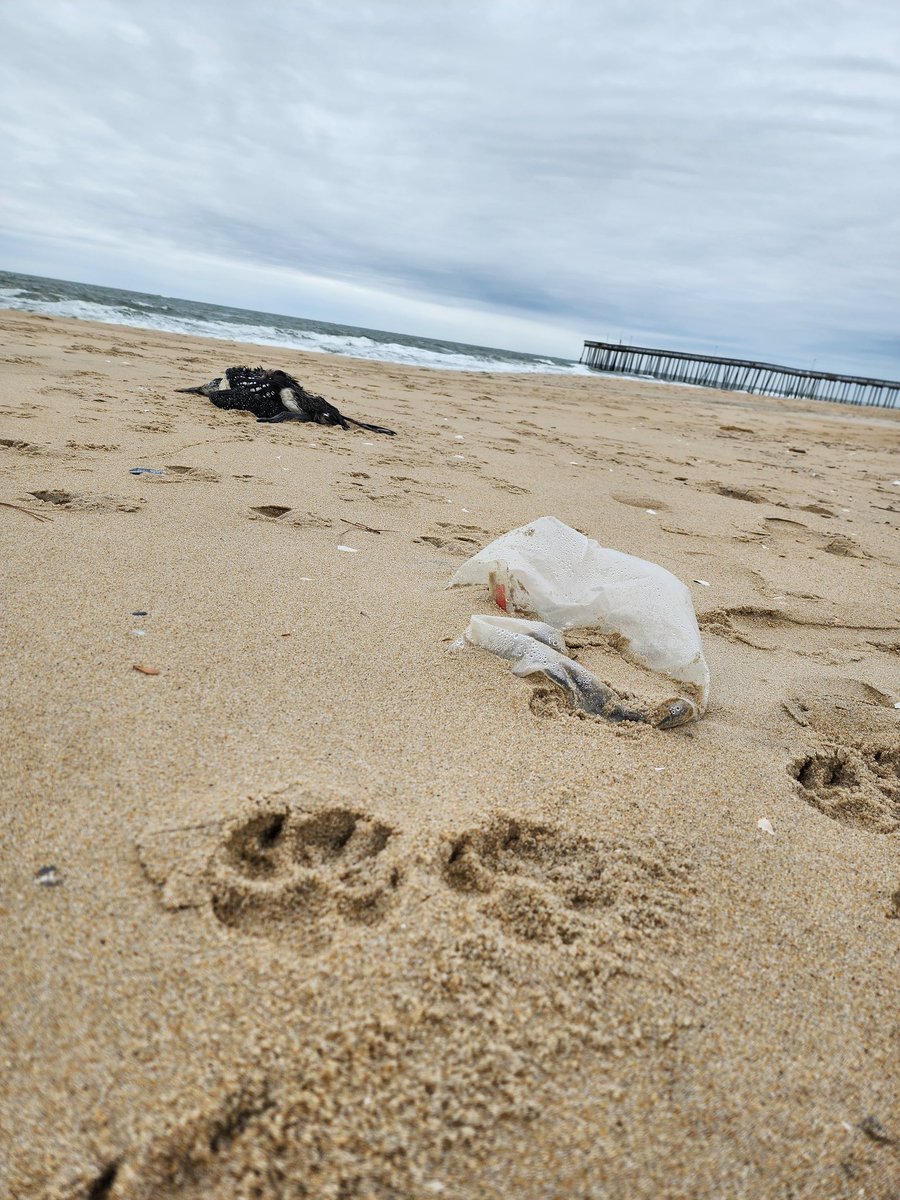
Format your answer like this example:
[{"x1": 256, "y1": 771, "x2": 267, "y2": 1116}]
[
  {"x1": 790, "y1": 744, "x2": 900, "y2": 833},
  {"x1": 440, "y1": 815, "x2": 693, "y2": 946},
  {"x1": 414, "y1": 522, "x2": 489, "y2": 555},
  {"x1": 209, "y1": 806, "x2": 399, "y2": 950}
]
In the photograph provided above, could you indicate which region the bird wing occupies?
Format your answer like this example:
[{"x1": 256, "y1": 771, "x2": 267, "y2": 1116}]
[
  {"x1": 219, "y1": 366, "x2": 284, "y2": 417},
  {"x1": 224, "y1": 366, "x2": 268, "y2": 389}
]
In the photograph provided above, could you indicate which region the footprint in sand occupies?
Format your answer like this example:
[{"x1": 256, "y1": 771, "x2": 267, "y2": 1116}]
[
  {"x1": 821, "y1": 533, "x2": 869, "y2": 558},
  {"x1": 384, "y1": 475, "x2": 446, "y2": 503},
  {"x1": 485, "y1": 436, "x2": 521, "y2": 454},
  {"x1": 29, "y1": 489, "x2": 142, "y2": 513},
  {"x1": 784, "y1": 683, "x2": 899, "y2": 833},
  {"x1": 485, "y1": 476, "x2": 531, "y2": 496},
  {"x1": 68, "y1": 341, "x2": 143, "y2": 358},
  {"x1": 138, "y1": 799, "x2": 399, "y2": 933},
  {"x1": 697, "y1": 605, "x2": 785, "y2": 650},
  {"x1": 702, "y1": 481, "x2": 773, "y2": 505},
  {"x1": 248, "y1": 506, "x2": 335, "y2": 527},
  {"x1": 790, "y1": 747, "x2": 899, "y2": 833},
  {"x1": 755, "y1": 517, "x2": 870, "y2": 560},
  {"x1": 208, "y1": 805, "x2": 401, "y2": 950},
  {"x1": 611, "y1": 493, "x2": 670, "y2": 512},
  {"x1": 439, "y1": 814, "x2": 695, "y2": 946},
  {"x1": 249, "y1": 504, "x2": 292, "y2": 520},
  {"x1": 162, "y1": 465, "x2": 221, "y2": 482},
  {"x1": 356, "y1": 489, "x2": 410, "y2": 509},
  {"x1": 799, "y1": 502, "x2": 836, "y2": 518},
  {"x1": 339, "y1": 469, "x2": 409, "y2": 507},
  {"x1": 415, "y1": 522, "x2": 490, "y2": 555},
  {"x1": 131, "y1": 421, "x2": 174, "y2": 434},
  {"x1": 0, "y1": 437, "x2": 52, "y2": 455},
  {"x1": 0, "y1": 405, "x2": 39, "y2": 420},
  {"x1": 716, "y1": 424, "x2": 756, "y2": 438}
]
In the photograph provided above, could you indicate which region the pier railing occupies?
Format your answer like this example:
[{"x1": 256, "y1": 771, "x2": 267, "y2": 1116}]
[{"x1": 580, "y1": 340, "x2": 900, "y2": 408}]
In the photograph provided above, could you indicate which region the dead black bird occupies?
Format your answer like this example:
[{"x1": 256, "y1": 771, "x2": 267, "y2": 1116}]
[
  {"x1": 176, "y1": 366, "x2": 395, "y2": 435},
  {"x1": 176, "y1": 366, "x2": 285, "y2": 421}
]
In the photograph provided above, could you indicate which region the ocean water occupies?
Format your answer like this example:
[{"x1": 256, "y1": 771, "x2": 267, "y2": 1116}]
[{"x1": 0, "y1": 270, "x2": 589, "y2": 376}]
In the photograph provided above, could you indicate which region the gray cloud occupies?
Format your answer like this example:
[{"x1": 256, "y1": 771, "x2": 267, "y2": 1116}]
[{"x1": 1, "y1": 0, "x2": 899, "y2": 373}]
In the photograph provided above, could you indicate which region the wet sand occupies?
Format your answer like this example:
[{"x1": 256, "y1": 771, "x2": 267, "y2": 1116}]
[{"x1": 1, "y1": 309, "x2": 898, "y2": 1199}]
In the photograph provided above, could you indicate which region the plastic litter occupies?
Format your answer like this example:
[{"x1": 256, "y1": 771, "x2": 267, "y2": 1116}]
[
  {"x1": 464, "y1": 614, "x2": 697, "y2": 728},
  {"x1": 757, "y1": 818, "x2": 775, "y2": 835},
  {"x1": 34, "y1": 866, "x2": 62, "y2": 887},
  {"x1": 450, "y1": 517, "x2": 709, "y2": 714},
  {"x1": 466, "y1": 614, "x2": 567, "y2": 656},
  {"x1": 129, "y1": 467, "x2": 166, "y2": 476}
]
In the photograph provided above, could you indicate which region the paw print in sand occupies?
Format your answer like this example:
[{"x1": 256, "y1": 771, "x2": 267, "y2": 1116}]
[
  {"x1": 209, "y1": 806, "x2": 399, "y2": 951},
  {"x1": 440, "y1": 814, "x2": 693, "y2": 947},
  {"x1": 790, "y1": 745, "x2": 899, "y2": 833},
  {"x1": 782, "y1": 682, "x2": 899, "y2": 834}
]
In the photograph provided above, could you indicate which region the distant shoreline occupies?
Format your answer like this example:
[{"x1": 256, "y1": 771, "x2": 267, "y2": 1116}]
[{"x1": 0, "y1": 268, "x2": 587, "y2": 376}]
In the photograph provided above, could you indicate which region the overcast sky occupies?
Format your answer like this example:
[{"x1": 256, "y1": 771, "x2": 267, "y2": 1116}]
[{"x1": 1, "y1": 0, "x2": 899, "y2": 375}]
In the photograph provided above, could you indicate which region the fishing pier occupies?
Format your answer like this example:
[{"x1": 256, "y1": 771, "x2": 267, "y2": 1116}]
[{"x1": 580, "y1": 340, "x2": 900, "y2": 408}]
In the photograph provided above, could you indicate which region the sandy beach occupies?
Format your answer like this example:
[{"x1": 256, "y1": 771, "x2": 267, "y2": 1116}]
[{"x1": 1, "y1": 308, "x2": 898, "y2": 1199}]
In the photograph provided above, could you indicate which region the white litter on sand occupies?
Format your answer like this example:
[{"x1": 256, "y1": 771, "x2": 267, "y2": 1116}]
[{"x1": 451, "y1": 516, "x2": 710, "y2": 712}]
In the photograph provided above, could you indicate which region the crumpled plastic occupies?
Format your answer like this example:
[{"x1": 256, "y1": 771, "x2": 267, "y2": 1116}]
[
  {"x1": 464, "y1": 614, "x2": 698, "y2": 728},
  {"x1": 449, "y1": 517, "x2": 709, "y2": 723}
]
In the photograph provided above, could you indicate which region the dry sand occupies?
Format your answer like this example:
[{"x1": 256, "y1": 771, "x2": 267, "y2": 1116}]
[{"x1": 1, "y1": 309, "x2": 898, "y2": 1199}]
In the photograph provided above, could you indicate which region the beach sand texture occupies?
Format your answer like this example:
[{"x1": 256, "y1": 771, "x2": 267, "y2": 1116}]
[{"x1": 1, "y1": 310, "x2": 898, "y2": 1199}]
